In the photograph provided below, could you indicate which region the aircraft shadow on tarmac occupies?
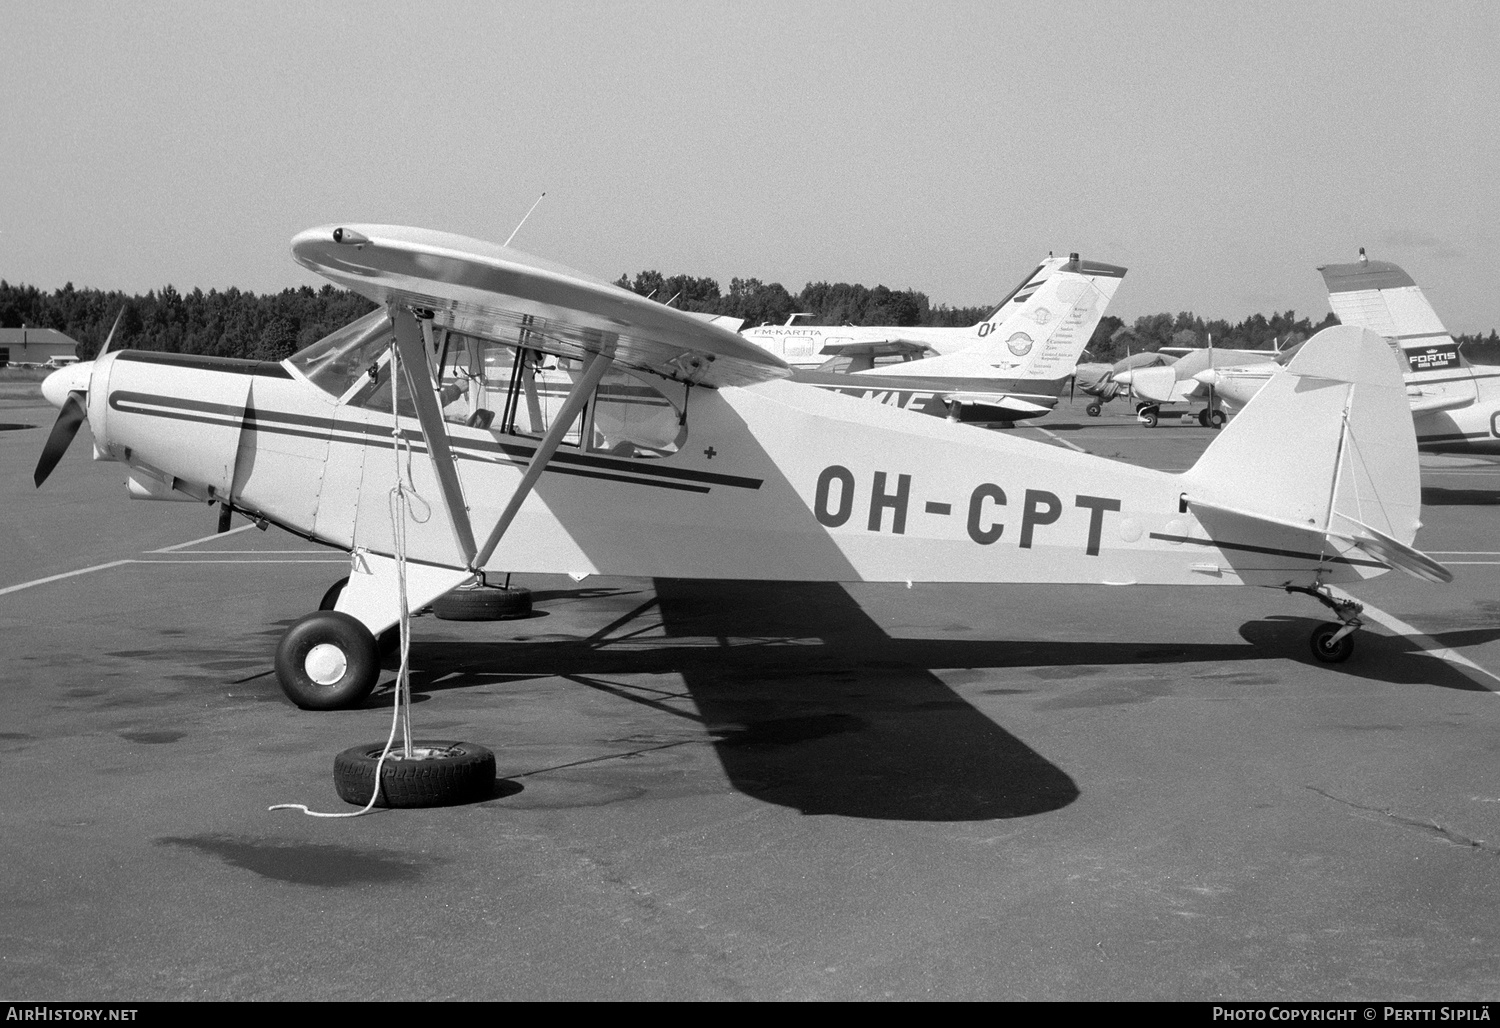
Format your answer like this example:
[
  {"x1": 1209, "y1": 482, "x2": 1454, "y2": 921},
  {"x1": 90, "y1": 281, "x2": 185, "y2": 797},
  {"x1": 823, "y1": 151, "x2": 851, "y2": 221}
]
[
  {"x1": 1239, "y1": 616, "x2": 1495, "y2": 692},
  {"x1": 331, "y1": 580, "x2": 1497, "y2": 816},
  {"x1": 1421, "y1": 485, "x2": 1500, "y2": 506},
  {"x1": 405, "y1": 580, "x2": 1085, "y2": 821}
]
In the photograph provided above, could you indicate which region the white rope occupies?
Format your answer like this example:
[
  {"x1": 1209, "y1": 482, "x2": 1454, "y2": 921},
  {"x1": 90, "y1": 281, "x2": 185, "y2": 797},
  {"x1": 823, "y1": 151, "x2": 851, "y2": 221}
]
[{"x1": 271, "y1": 333, "x2": 431, "y2": 817}]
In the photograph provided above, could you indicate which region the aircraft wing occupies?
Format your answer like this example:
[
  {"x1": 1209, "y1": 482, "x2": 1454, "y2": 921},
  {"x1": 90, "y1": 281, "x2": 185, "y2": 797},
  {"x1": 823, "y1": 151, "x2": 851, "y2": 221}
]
[
  {"x1": 817, "y1": 338, "x2": 932, "y2": 360},
  {"x1": 292, "y1": 224, "x2": 789, "y2": 389}
]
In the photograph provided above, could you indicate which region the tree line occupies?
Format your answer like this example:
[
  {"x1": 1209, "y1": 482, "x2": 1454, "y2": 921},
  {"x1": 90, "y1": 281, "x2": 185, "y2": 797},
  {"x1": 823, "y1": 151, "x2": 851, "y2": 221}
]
[{"x1": 3, "y1": 277, "x2": 1496, "y2": 366}]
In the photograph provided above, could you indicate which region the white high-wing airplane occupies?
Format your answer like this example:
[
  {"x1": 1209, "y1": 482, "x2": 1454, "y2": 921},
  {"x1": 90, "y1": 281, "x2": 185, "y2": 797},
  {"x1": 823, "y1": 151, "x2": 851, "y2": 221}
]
[
  {"x1": 791, "y1": 254, "x2": 1127, "y2": 423},
  {"x1": 34, "y1": 224, "x2": 1449, "y2": 713},
  {"x1": 741, "y1": 254, "x2": 1098, "y2": 368},
  {"x1": 1320, "y1": 252, "x2": 1500, "y2": 455}
]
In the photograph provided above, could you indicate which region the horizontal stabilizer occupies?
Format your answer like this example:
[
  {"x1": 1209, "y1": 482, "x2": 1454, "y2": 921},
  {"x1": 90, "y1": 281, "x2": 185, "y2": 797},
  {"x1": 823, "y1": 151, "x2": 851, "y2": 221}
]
[
  {"x1": 943, "y1": 392, "x2": 1052, "y2": 417},
  {"x1": 1184, "y1": 497, "x2": 1450, "y2": 583},
  {"x1": 1331, "y1": 518, "x2": 1453, "y2": 584},
  {"x1": 1407, "y1": 390, "x2": 1474, "y2": 415}
]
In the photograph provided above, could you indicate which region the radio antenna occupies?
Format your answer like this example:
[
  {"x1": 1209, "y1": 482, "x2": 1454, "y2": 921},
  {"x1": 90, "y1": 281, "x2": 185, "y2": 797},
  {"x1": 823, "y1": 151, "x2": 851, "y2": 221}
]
[{"x1": 504, "y1": 192, "x2": 547, "y2": 248}]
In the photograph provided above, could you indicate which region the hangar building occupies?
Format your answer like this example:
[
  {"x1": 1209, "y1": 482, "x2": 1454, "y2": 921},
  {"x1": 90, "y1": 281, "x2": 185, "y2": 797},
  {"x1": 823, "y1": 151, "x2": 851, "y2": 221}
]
[{"x1": 0, "y1": 328, "x2": 79, "y2": 367}]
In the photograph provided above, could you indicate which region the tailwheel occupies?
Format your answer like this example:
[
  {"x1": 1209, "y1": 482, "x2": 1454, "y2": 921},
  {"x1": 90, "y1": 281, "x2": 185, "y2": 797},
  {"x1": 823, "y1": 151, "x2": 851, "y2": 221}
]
[
  {"x1": 1309, "y1": 621, "x2": 1355, "y2": 663},
  {"x1": 275, "y1": 610, "x2": 381, "y2": 710},
  {"x1": 1287, "y1": 584, "x2": 1364, "y2": 665}
]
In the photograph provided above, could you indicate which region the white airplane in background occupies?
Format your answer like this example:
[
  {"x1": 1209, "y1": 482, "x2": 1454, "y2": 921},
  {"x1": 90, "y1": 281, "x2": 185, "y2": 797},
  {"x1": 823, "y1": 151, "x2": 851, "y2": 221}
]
[
  {"x1": 742, "y1": 254, "x2": 1097, "y2": 369},
  {"x1": 1113, "y1": 341, "x2": 1285, "y2": 427},
  {"x1": 34, "y1": 224, "x2": 1448, "y2": 721},
  {"x1": 1319, "y1": 251, "x2": 1500, "y2": 455},
  {"x1": 792, "y1": 254, "x2": 1127, "y2": 423}
]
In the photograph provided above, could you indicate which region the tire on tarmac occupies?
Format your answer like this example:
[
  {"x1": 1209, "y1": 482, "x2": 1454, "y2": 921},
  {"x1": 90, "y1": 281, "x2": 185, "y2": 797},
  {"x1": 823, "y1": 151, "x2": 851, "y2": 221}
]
[
  {"x1": 275, "y1": 610, "x2": 381, "y2": 710},
  {"x1": 1085, "y1": 402, "x2": 1102, "y2": 417},
  {"x1": 431, "y1": 584, "x2": 532, "y2": 621},
  {"x1": 318, "y1": 576, "x2": 349, "y2": 611},
  {"x1": 1309, "y1": 622, "x2": 1355, "y2": 663},
  {"x1": 333, "y1": 740, "x2": 497, "y2": 807}
]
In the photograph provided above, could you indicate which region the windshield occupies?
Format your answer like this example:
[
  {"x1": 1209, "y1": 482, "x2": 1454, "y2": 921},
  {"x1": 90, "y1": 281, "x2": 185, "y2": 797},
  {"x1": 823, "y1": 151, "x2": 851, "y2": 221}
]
[{"x1": 287, "y1": 309, "x2": 393, "y2": 397}]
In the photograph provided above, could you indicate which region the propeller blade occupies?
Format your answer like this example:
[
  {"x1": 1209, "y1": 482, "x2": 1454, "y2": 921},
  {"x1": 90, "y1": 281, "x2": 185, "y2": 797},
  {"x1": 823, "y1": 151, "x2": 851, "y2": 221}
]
[
  {"x1": 34, "y1": 392, "x2": 87, "y2": 487},
  {"x1": 98, "y1": 307, "x2": 124, "y2": 358}
]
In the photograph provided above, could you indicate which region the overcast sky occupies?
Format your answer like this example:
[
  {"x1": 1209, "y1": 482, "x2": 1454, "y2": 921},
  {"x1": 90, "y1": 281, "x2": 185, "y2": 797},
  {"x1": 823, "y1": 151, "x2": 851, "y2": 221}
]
[{"x1": 3, "y1": 1, "x2": 1497, "y2": 332}]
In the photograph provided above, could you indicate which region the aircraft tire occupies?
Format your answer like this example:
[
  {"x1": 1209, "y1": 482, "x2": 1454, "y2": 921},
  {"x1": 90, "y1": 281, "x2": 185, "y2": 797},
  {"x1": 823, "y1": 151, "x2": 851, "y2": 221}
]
[
  {"x1": 1197, "y1": 409, "x2": 1211, "y2": 427},
  {"x1": 1086, "y1": 403, "x2": 1102, "y2": 417},
  {"x1": 432, "y1": 584, "x2": 533, "y2": 621},
  {"x1": 1209, "y1": 409, "x2": 1227, "y2": 429},
  {"x1": 318, "y1": 576, "x2": 349, "y2": 611},
  {"x1": 1309, "y1": 622, "x2": 1354, "y2": 663},
  {"x1": 333, "y1": 740, "x2": 496, "y2": 808},
  {"x1": 1140, "y1": 408, "x2": 1159, "y2": 428},
  {"x1": 275, "y1": 610, "x2": 381, "y2": 710}
]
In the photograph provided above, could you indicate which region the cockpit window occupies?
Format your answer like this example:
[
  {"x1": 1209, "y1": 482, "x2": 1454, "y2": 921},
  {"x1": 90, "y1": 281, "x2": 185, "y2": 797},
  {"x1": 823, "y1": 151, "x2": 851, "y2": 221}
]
[
  {"x1": 291, "y1": 314, "x2": 686, "y2": 458},
  {"x1": 287, "y1": 309, "x2": 393, "y2": 398}
]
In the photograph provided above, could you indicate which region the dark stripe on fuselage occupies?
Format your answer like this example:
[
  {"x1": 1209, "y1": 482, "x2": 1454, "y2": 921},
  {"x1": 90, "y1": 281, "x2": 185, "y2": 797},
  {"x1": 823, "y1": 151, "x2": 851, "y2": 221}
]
[
  {"x1": 1147, "y1": 532, "x2": 1387, "y2": 569},
  {"x1": 114, "y1": 350, "x2": 293, "y2": 378},
  {"x1": 107, "y1": 390, "x2": 761, "y2": 493}
]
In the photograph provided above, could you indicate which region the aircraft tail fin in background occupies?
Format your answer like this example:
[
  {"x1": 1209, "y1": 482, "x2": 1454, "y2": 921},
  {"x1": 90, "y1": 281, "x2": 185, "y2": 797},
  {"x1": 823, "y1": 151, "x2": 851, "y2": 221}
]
[
  {"x1": 975, "y1": 255, "x2": 1072, "y2": 329},
  {"x1": 1182, "y1": 325, "x2": 1444, "y2": 580},
  {"x1": 975, "y1": 255, "x2": 1128, "y2": 380},
  {"x1": 1319, "y1": 252, "x2": 1465, "y2": 378}
]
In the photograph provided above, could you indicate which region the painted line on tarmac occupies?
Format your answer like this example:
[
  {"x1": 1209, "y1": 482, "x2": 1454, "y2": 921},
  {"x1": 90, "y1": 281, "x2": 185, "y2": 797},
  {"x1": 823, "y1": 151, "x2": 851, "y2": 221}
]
[
  {"x1": 142, "y1": 558, "x2": 345, "y2": 564},
  {"x1": 0, "y1": 560, "x2": 137, "y2": 598},
  {"x1": 148, "y1": 523, "x2": 255, "y2": 553},
  {"x1": 1035, "y1": 428, "x2": 1088, "y2": 453},
  {"x1": 1334, "y1": 588, "x2": 1500, "y2": 692},
  {"x1": 0, "y1": 553, "x2": 344, "y2": 596}
]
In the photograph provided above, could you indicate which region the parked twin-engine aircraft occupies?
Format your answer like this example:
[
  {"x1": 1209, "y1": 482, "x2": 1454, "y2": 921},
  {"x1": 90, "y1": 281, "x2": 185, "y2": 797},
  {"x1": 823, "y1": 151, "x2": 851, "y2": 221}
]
[
  {"x1": 741, "y1": 254, "x2": 1077, "y2": 368},
  {"x1": 791, "y1": 254, "x2": 1127, "y2": 423},
  {"x1": 34, "y1": 224, "x2": 1449, "y2": 711},
  {"x1": 1113, "y1": 340, "x2": 1285, "y2": 427}
]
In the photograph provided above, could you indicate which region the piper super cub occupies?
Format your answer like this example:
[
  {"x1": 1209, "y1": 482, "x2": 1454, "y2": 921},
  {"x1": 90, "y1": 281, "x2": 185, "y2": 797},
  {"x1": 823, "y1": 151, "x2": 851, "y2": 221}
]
[{"x1": 34, "y1": 224, "x2": 1452, "y2": 710}]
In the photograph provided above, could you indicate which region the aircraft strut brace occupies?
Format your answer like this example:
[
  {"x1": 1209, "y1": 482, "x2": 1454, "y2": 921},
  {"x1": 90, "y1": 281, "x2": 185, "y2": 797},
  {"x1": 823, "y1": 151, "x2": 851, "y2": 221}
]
[
  {"x1": 390, "y1": 305, "x2": 480, "y2": 566},
  {"x1": 389, "y1": 305, "x2": 616, "y2": 576},
  {"x1": 473, "y1": 347, "x2": 613, "y2": 569}
]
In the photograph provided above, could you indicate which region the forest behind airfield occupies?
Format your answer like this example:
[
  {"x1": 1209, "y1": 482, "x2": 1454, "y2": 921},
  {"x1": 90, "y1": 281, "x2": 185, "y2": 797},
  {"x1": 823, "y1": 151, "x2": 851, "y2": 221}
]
[{"x1": 3, "y1": 274, "x2": 1496, "y2": 366}]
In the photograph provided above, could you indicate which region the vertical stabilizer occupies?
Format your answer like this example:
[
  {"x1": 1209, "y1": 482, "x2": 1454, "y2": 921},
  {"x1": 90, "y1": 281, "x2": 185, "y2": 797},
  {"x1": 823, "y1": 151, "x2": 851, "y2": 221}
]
[
  {"x1": 1184, "y1": 325, "x2": 1422, "y2": 547},
  {"x1": 1319, "y1": 254, "x2": 1468, "y2": 381}
]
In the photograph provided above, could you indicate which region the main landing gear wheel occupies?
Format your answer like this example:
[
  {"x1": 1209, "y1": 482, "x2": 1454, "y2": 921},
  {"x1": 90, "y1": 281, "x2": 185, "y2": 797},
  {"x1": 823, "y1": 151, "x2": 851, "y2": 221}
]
[
  {"x1": 1139, "y1": 406, "x2": 1159, "y2": 428},
  {"x1": 1197, "y1": 408, "x2": 1212, "y2": 427},
  {"x1": 432, "y1": 584, "x2": 533, "y2": 621},
  {"x1": 1085, "y1": 402, "x2": 1102, "y2": 417},
  {"x1": 275, "y1": 610, "x2": 381, "y2": 710},
  {"x1": 333, "y1": 740, "x2": 496, "y2": 807},
  {"x1": 1310, "y1": 622, "x2": 1355, "y2": 663},
  {"x1": 1209, "y1": 408, "x2": 1227, "y2": 428},
  {"x1": 318, "y1": 576, "x2": 349, "y2": 611}
]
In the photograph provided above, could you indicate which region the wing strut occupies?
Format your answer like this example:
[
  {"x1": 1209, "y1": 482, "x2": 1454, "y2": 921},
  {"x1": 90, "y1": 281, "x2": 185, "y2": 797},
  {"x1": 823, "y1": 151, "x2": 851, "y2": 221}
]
[
  {"x1": 472, "y1": 347, "x2": 614, "y2": 570},
  {"x1": 390, "y1": 305, "x2": 479, "y2": 566}
]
